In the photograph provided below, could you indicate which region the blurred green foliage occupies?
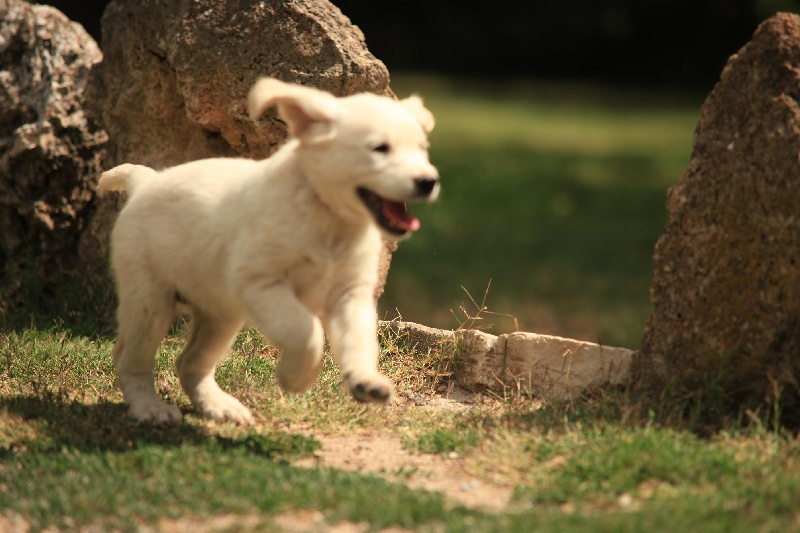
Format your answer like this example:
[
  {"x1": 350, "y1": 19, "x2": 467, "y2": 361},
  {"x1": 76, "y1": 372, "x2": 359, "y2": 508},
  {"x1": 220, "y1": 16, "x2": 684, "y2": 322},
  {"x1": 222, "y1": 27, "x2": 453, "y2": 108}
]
[{"x1": 380, "y1": 76, "x2": 702, "y2": 348}]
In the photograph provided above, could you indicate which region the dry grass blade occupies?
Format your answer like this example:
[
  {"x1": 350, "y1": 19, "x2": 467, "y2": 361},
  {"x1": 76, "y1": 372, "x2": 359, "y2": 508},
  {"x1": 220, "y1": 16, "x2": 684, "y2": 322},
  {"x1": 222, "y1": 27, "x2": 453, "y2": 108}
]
[{"x1": 451, "y1": 280, "x2": 520, "y2": 332}]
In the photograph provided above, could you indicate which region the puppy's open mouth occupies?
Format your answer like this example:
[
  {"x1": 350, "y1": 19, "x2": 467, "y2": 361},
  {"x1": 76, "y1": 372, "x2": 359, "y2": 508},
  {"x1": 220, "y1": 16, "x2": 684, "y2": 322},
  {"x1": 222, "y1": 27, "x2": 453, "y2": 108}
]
[{"x1": 357, "y1": 187, "x2": 421, "y2": 236}]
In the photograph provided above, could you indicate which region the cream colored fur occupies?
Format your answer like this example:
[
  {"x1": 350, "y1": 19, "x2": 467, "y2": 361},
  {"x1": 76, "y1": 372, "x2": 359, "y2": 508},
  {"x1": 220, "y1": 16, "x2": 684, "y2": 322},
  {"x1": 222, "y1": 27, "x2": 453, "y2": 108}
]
[{"x1": 97, "y1": 78, "x2": 438, "y2": 424}]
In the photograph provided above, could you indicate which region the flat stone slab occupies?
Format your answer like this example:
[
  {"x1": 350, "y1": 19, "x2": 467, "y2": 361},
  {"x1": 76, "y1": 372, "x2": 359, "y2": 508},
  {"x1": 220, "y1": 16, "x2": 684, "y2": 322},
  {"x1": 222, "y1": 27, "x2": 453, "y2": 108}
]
[{"x1": 380, "y1": 321, "x2": 633, "y2": 400}]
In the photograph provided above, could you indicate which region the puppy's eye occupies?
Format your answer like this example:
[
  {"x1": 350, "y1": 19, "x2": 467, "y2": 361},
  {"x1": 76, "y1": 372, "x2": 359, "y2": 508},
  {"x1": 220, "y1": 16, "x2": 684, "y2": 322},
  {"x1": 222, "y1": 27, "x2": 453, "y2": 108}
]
[{"x1": 372, "y1": 143, "x2": 391, "y2": 154}]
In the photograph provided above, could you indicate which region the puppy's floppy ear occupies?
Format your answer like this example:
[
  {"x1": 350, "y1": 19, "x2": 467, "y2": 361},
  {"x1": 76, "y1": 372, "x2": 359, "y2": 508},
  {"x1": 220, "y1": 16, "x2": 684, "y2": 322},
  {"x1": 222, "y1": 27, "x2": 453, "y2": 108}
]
[
  {"x1": 248, "y1": 77, "x2": 340, "y2": 142},
  {"x1": 399, "y1": 95, "x2": 435, "y2": 133}
]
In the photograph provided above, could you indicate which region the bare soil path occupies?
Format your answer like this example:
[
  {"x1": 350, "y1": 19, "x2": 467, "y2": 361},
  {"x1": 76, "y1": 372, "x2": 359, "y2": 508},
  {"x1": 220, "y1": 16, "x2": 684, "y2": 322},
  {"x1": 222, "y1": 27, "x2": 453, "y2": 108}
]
[{"x1": 292, "y1": 388, "x2": 515, "y2": 513}]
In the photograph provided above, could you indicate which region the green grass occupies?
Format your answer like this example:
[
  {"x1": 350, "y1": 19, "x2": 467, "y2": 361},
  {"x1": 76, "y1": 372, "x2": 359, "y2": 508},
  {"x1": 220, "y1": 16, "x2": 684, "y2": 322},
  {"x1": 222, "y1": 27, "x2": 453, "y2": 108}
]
[
  {"x1": 3, "y1": 440, "x2": 455, "y2": 531},
  {"x1": 405, "y1": 427, "x2": 479, "y2": 456},
  {"x1": 2, "y1": 323, "x2": 800, "y2": 532},
  {"x1": 510, "y1": 428, "x2": 800, "y2": 531},
  {"x1": 382, "y1": 75, "x2": 702, "y2": 348}
]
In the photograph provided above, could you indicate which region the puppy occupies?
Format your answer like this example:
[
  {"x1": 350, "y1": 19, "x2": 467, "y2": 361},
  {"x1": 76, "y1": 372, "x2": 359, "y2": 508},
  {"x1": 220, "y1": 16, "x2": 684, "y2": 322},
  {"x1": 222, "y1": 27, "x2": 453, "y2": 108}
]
[{"x1": 97, "y1": 78, "x2": 439, "y2": 424}]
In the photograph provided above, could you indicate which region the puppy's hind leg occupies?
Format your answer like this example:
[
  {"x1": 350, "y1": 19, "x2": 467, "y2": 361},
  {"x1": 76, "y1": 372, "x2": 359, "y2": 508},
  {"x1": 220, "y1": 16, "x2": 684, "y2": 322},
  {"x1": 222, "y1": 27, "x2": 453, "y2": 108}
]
[
  {"x1": 176, "y1": 310, "x2": 251, "y2": 424},
  {"x1": 113, "y1": 287, "x2": 181, "y2": 424}
]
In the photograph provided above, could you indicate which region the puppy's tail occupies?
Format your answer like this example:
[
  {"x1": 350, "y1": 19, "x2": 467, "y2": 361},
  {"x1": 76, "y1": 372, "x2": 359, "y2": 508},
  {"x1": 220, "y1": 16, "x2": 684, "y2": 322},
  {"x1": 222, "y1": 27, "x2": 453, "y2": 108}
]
[{"x1": 96, "y1": 164, "x2": 158, "y2": 197}]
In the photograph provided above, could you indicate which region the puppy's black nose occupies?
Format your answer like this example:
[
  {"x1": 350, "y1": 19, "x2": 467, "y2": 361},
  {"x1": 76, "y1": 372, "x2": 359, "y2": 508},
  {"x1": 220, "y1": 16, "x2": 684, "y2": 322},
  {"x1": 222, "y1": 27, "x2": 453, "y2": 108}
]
[{"x1": 414, "y1": 177, "x2": 438, "y2": 196}]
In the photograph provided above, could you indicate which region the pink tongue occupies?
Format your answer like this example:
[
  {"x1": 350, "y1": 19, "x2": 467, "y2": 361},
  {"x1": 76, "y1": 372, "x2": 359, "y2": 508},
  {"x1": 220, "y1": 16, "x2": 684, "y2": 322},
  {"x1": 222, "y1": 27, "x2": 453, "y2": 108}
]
[{"x1": 382, "y1": 200, "x2": 420, "y2": 232}]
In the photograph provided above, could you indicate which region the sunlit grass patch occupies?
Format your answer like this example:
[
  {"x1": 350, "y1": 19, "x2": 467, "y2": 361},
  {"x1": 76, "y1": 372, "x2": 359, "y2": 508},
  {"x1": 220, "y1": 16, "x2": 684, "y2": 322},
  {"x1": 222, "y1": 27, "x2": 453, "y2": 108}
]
[
  {"x1": 506, "y1": 427, "x2": 800, "y2": 529},
  {"x1": 404, "y1": 427, "x2": 479, "y2": 456}
]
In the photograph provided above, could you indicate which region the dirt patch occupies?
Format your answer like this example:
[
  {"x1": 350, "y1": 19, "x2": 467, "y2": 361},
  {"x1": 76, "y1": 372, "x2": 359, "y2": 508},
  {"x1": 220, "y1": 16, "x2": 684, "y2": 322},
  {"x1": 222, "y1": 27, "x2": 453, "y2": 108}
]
[
  {"x1": 293, "y1": 388, "x2": 514, "y2": 512},
  {"x1": 152, "y1": 512, "x2": 402, "y2": 533},
  {"x1": 271, "y1": 510, "x2": 412, "y2": 533},
  {"x1": 296, "y1": 431, "x2": 513, "y2": 511}
]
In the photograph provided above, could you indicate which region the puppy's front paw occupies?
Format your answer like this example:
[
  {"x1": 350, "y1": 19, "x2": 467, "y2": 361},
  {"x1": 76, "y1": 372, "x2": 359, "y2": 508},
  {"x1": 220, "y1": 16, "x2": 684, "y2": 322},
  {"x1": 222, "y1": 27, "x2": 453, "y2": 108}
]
[{"x1": 346, "y1": 372, "x2": 394, "y2": 403}]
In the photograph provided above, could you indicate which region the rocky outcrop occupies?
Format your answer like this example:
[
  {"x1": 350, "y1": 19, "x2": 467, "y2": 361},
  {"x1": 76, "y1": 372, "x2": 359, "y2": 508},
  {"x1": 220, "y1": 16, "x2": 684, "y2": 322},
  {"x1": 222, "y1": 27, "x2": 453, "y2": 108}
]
[
  {"x1": 636, "y1": 13, "x2": 800, "y2": 416},
  {"x1": 0, "y1": 0, "x2": 107, "y2": 292},
  {"x1": 83, "y1": 0, "x2": 396, "y2": 299},
  {"x1": 381, "y1": 321, "x2": 633, "y2": 399}
]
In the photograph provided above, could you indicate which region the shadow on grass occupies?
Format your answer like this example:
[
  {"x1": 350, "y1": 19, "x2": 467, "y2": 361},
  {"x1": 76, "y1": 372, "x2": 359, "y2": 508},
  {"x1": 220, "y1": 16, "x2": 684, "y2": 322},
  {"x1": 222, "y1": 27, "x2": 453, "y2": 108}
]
[
  {"x1": 0, "y1": 392, "x2": 320, "y2": 460},
  {"x1": 1, "y1": 393, "x2": 206, "y2": 454},
  {"x1": 0, "y1": 269, "x2": 118, "y2": 339}
]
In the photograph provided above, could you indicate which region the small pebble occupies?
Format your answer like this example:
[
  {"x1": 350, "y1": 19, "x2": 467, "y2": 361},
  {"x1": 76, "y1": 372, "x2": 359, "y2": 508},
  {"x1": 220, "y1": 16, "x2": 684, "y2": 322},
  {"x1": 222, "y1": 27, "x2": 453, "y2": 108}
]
[{"x1": 460, "y1": 480, "x2": 479, "y2": 491}]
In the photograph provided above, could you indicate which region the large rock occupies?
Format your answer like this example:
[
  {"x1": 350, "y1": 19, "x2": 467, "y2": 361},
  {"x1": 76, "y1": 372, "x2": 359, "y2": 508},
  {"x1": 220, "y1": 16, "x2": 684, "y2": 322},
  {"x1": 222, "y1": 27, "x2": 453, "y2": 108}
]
[
  {"x1": 636, "y1": 13, "x2": 800, "y2": 416},
  {"x1": 0, "y1": 0, "x2": 107, "y2": 293},
  {"x1": 83, "y1": 0, "x2": 396, "y2": 299}
]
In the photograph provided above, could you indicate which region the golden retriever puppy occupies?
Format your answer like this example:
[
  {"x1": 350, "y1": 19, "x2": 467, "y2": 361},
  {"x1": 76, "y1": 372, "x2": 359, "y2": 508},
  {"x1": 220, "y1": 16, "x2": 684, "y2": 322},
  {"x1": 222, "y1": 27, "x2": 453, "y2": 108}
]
[{"x1": 97, "y1": 78, "x2": 439, "y2": 424}]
